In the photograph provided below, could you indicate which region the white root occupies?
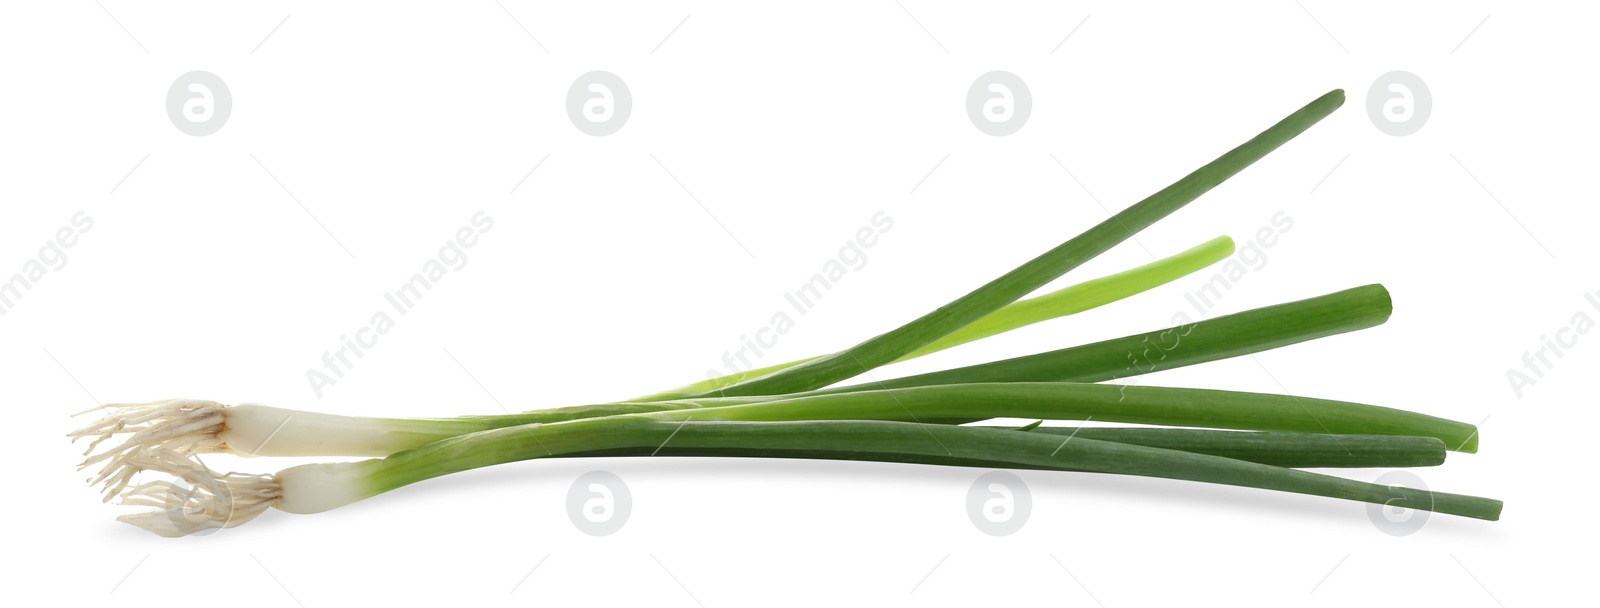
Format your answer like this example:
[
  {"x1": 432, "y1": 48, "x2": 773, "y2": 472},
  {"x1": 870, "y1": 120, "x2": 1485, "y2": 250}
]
[
  {"x1": 69, "y1": 399, "x2": 229, "y2": 500},
  {"x1": 112, "y1": 448, "x2": 281, "y2": 537},
  {"x1": 71, "y1": 399, "x2": 420, "y2": 535}
]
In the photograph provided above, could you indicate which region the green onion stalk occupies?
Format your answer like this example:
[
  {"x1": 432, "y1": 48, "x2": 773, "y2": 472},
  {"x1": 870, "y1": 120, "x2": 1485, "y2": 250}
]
[
  {"x1": 71, "y1": 237, "x2": 1236, "y2": 490},
  {"x1": 566, "y1": 427, "x2": 1450, "y2": 469},
  {"x1": 71, "y1": 282, "x2": 1404, "y2": 499},
  {"x1": 72, "y1": 88, "x2": 1501, "y2": 538},
  {"x1": 90, "y1": 378, "x2": 1487, "y2": 536},
  {"x1": 118, "y1": 398, "x2": 1496, "y2": 537}
]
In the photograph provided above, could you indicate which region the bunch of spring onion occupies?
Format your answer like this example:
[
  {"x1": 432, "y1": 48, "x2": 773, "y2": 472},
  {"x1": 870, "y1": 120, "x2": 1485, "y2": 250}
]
[{"x1": 71, "y1": 88, "x2": 1502, "y2": 537}]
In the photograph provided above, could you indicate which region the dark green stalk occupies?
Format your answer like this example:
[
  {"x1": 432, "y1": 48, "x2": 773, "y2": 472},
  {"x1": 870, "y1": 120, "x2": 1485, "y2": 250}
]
[
  {"x1": 813, "y1": 283, "x2": 1391, "y2": 394},
  {"x1": 1023, "y1": 427, "x2": 1445, "y2": 467},
  {"x1": 482, "y1": 283, "x2": 1390, "y2": 430},
  {"x1": 664, "y1": 382, "x2": 1481, "y2": 452},
  {"x1": 555, "y1": 428, "x2": 1447, "y2": 468},
  {"x1": 363, "y1": 418, "x2": 1500, "y2": 520},
  {"x1": 699, "y1": 89, "x2": 1346, "y2": 398}
]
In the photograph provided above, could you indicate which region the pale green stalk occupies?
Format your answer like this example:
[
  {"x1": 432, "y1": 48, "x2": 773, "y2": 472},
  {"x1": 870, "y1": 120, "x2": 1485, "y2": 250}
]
[{"x1": 636, "y1": 235, "x2": 1234, "y2": 401}]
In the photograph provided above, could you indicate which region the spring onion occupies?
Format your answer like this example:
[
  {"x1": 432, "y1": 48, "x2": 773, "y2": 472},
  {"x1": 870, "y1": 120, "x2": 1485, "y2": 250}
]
[
  {"x1": 70, "y1": 88, "x2": 1504, "y2": 538},
  {"x1": 70, "y1": 281, "x2": 1392, "y2": 488},
  {"x1": 559, "y1": 428, "x2": 1449, "y2": 469}
]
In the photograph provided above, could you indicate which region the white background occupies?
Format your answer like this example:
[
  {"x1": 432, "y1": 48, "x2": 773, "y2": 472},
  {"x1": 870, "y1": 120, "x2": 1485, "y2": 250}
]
[{"x1": 3, "y1": 1, "x2": 1594, "y2": 606}]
